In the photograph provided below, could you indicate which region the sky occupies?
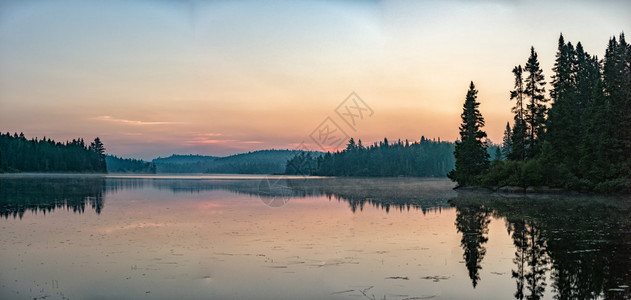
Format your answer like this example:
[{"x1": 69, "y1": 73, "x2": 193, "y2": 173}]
[{"x1": 0, "y1": 0, "x2": 629, "y2": 160}]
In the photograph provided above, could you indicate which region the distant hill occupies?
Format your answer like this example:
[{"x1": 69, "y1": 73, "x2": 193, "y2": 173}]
[
  {"x1": 106, "y1": 155, "x2": 156, "y2": 173},
  {"x1": 153, "y1": 154, "x2": 219, "y2": 164},
  {"x1": 152, "y1": 150, "x2": 321, "y2": 174}
]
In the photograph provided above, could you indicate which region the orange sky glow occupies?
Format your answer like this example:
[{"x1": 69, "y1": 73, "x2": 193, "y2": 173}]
[{"x1": 0, "y1": 1, "x2": 629, "y2": 159}]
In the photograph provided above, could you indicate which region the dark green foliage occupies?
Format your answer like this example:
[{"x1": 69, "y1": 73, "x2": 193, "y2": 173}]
[
  {"x1": 285, "y1": 152, "x2": 318, "y2": 175},
  {"x1": 448, "y1": 82, "x2": 490, "y2": 186},
  {"x1": 0, "y1": 132, "x2": 107, "y2": 173},
  {"x1": 479, "y1": 33, "x2": 631, "y2": 192},
  {"x1": 523, "y1": 47, "x2": 548, "y2": 158},
  {"x1": 106, "y1": 155, "x2": 156, "y2": 173},
  {"x1": 501, "y1": 122, "x2": 512, "y2": 159},
  {"x1": 310, "y1": 136, "x2": 455, "y2": 177},
  {"x1": 508, "y1": 66, "x2": 527, "y2": 161},
  {"x1": 509, "y1": 118, "x2": 528, "y2": 161},
  {"x1": 493, "y1": 147, "x2": 502, "y2": 161},
  {"x1": 547, "y1": 36, "x2": 601, "y2": 176}
]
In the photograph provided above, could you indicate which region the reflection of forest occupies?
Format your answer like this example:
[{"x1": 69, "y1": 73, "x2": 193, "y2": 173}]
[
  {"x1": 450, "y1": 193, "x2": 631, "y2": 299},
  {"x1": 0, "y1": 176, "x2": 106, "y2": 218},
  {"x1": 112, "y1": 177, "x2": 457, "y2": 214},
  {"x1": 0, "y1": 177, "x2": 456, "y2": 218}
]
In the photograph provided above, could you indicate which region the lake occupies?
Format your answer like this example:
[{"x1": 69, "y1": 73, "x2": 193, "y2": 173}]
[{"x1": 1, "y1": 174, "x2": 630, "y2": 299}]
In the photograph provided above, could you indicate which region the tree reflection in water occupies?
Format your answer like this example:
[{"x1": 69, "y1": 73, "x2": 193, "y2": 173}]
[
  {"x1": 451, "y1": 193, "x2": 631, "y2": 300},
  {"x1": 454, "y1": 203, "x2": 491, "y2": 288},
  {"x1": 0, "y1": 176, "x2": 105, "y2": 218}
]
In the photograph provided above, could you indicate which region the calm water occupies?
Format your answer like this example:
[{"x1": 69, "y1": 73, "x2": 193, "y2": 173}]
[{"x1": 0, "y1": 175, "x2": 629, "y2": 299}]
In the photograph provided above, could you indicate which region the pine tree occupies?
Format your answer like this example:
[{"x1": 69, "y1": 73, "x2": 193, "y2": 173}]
[
  {"x1": 494, "y1": 147, "x2": 503, "y2": 161},
  {"x1": 448, "y1": 82, "x2": 490, "y2": 186},
  {"x1": 89, "y1": 137, "x2": 107, "y2": 172},
  {"x1": 509, "y1": 65, "x2": 527, "y2": 161},
  {"x1": 524, "y1": 47, "x2": 548, "y2": 158},
  {"x1": 502, "y1": 122, "x2": 512, "y2": 159},
  {"x1": 598, "y1": 34, "x2": 631, "y2": 184},
  {"x1": 546, "y1": 35, "x2": 578, "y2": 169}
]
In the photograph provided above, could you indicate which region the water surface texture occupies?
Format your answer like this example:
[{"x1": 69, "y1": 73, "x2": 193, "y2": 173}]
[{"x1": 1, "y1": 175, "x2": 630, "y2": 299}]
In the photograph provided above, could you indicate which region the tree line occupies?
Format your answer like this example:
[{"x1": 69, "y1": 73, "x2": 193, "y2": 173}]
[
  {"x1": 449, "y1": 33, "x2": 631, "y2": 192},
  {"x1": 286, "y1": 137, "x2": 456, "y2": 177},
  {"x1": 106, "y1": 155, "x2": 156, "y2": 173},
  {"x1": 0, "y1": 132, "x2": 106, "y2": 173}
]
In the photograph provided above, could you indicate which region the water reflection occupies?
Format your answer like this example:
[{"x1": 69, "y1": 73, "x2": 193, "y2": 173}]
[
  {"x1": 0, "y1": 176, "x2": 105, "y2": 218},
  {"x1": 1, "y1": 175, "x2": 630, "y2": 299},
  {"x1": 454, "y1": 203, "x2": 490, "y2": 288},
  {"x1": 0, "y1": 176, "x2": 456, "y2": 218},
  {"x1": 450, "y1": 193, "x2": 631, "y2": 299}
]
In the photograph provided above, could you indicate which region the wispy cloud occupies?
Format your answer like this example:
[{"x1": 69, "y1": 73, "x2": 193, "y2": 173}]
[
  {"x1": 195, "y1": 132, "x2": 223, "y2": 137},
  {"x1": 184, "y1": 137, "x2": 264, "y2": 145},
  {"x1": 186, "y1": 139, "x2": 237, "y2": 145},
  {"x1": 90, "y1": 116, "x2": 184, "y2": 125}
]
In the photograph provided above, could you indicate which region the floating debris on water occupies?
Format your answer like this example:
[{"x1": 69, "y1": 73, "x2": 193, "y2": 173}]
[{"x1": 385, "y1": 276, "x2": 409, "y2": 280}]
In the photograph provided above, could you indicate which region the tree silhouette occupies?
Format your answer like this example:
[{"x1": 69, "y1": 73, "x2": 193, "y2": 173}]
[
  {"x1": 448, "y1": 82, "x2": 490, "y2": 186},
  {"x1": 0, "y1": 132, "x2": 108, "y2": 173},
  {"x1": 455, "y1": 203, "x2": 491, "y2": 288},
  {"x1": 523, "y1": 47, "x2": 547, "y2": 158}
]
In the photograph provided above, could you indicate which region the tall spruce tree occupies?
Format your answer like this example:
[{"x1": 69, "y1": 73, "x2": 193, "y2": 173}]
[
  {"x1": 448, "y1": 82, "x2": 490, "y2": 186},
  {"x1": 599, "y1": 34, "x2": 631, "y2": 183},
  {"x1": 523, "y1": 47, "x2": 548, "y2": 158},
  {"x1": 547, "y1": 35, "x2": 578, "y2": 169},
  {"x1": 502, "y1": 122, "x2": 512, "y2": 159},
  {"x1": 509, "y1": 65, "x2": 527, "y2": 161},
  {"x1": 89, "y1": 137, "x2": 107, "y2": 172}
]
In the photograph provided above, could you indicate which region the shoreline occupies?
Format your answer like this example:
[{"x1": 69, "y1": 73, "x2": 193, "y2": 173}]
[{"x1": 454, "y1": 185, "x2": 580, "y2": 195}]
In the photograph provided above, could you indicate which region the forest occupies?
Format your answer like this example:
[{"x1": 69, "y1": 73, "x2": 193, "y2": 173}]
[
  {"x1": 286, "y1": 137, "x2": 461, "y2": 177},
  {"x1": 0, "y1": 132, "x2": 106, "y2": 173},
  {"x1": 449, "y1": 33, "x2": 631, "y2": 192},
  {"x1": 106, "y1": 155, "x2": 156, "y2": 173}
]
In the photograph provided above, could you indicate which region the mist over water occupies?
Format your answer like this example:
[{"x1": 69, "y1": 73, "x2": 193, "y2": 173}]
[{"x1": 1, "y1": 175, "x2": 629, "y2": 299}]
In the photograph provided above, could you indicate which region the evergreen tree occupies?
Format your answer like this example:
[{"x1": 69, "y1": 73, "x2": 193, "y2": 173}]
[
  {"x1": 546, "y1": 36, "x2": 579, "y2": 173},
  {"x1": 509, "y1": 65, "x2": 528, "y2": 161},
  {"x1": 89, "y1": 137, "x2": 107, "y2": 172},
  {"x1": 523, "y1": 47, "x2": 548, "y2": 158},
  {"x1": 448, "y1": 82, "x2": 490, "y2": 186},
  {"x1": 502, "y1": 122, "x2": 512, "y2": 159},
  {"x1": 494, "y1": 147, "x2": 503, "y2": 161},
  {"x1": 598, "y1": 34, "x2": 631, "y2": 183}
]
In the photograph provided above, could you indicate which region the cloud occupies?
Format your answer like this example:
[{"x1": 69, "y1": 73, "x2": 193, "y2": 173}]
[
  {"x1": 90, "y1": 116, "x2": 184, "y2": 125},
  {"x1": 194, "y1": 132, "x2": 223, "y2": 137},
  {"x1": 185, "y1": 139, "x2": 237, "y2": 145},
  {"x1": 184, "y1": 137, "x2": 264, "y2": 145}
]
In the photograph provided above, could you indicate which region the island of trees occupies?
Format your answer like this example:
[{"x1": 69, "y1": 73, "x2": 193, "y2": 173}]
[{"x1": 449, "y1": 33, "x2": 631, "y2": 193}]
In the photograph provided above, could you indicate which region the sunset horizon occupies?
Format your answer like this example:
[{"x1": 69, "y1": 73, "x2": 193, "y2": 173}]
[
  {"x1": 2, "y1": 1, "x2": 631, "y2": 299},
  {"x1": 1, "y1": 1, "x2": 629, "y2": 160}
]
